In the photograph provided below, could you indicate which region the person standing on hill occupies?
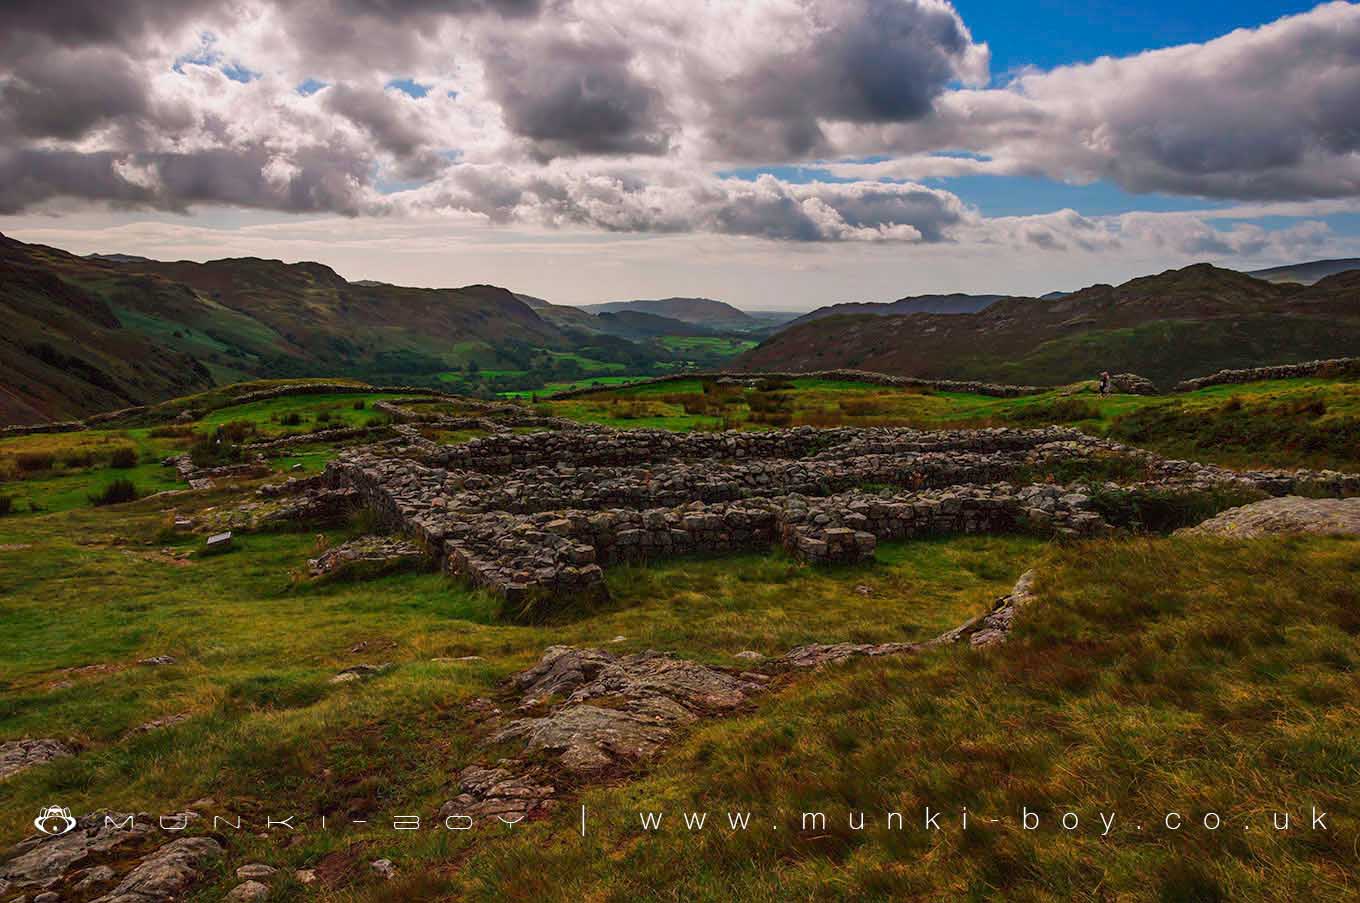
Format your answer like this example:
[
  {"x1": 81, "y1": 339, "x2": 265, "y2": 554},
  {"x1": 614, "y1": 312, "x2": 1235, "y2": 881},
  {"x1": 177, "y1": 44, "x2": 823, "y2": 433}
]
[{"x1": 1099, "y1": 371, "x2": 1111, "y2": 396}]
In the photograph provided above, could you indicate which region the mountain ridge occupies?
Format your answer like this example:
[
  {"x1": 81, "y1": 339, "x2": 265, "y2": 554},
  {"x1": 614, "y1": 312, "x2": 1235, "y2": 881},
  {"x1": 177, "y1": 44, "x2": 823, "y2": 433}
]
[{"x1": 738, "y1": 263, "x2": 1360, "y2": 388}]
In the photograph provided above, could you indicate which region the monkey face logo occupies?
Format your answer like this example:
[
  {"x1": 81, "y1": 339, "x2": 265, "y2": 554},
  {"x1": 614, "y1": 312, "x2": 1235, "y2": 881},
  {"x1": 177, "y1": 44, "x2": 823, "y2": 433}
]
[{"x1": 34, "y1": 806, "x2": 78, "y2": 836}]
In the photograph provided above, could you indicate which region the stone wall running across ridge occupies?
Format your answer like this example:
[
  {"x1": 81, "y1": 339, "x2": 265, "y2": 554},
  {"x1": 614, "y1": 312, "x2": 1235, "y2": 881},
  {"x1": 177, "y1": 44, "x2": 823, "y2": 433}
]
[{"x1": 268, "y1": 421, "x2": 1360, "y2": 613}]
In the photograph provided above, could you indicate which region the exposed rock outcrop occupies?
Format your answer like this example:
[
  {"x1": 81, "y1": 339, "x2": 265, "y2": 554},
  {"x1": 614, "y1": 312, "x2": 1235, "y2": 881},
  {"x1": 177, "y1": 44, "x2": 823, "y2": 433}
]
[
  {"x1": 1177, "y1": 496, "x2": 1360, "y2": 538},
  {"x1": 0, "y1": 738, "x2": 73, "y2": 780}
]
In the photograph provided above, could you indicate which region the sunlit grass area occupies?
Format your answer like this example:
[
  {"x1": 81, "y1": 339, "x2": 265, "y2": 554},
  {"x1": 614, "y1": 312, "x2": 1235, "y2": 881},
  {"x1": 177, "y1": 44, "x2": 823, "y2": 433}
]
[
  {"x1": 538, "y1": 375, "x2": 1360, "y2": 471},
  {"x1": 1, "y1": 373, "x2": 1358, "y2": 900}
]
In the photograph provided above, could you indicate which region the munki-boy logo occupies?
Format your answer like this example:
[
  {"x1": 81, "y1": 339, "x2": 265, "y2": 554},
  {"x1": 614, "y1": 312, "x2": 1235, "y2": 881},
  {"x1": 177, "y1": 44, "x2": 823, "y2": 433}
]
[{"x1": 33, "y1": 806, "x2": 77, "y2": 836}]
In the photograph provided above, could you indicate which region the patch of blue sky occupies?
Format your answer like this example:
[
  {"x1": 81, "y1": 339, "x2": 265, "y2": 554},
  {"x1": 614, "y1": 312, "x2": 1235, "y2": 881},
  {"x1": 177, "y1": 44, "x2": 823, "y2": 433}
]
[
  {"x1": 296, "y1": 78, "x2": 328, "y2": 96},
  {"x1": 387, "y1": 78, "x2": 430, "y2": 98},
  {"x1": 956, "y1": 0, "x2": 1321, "y2": 80},
  {"x1": 171, "y1": 32, "x2": 258, "y2": 82}
]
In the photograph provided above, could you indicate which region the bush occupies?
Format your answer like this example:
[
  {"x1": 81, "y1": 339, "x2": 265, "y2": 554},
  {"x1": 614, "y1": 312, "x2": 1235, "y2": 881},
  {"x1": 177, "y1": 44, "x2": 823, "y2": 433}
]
[
  {"x1": 315, "y1": 410, "x2": 332, "y2": 424},
  {"x1": 90, "y1": 479, "x2": 138, "y2": 506},
  {"x1": 149, "y1": 424, "x2": 194, "y2": 438},
  {"x1": 216, "y1": 419, "x2": 257, "y2": 442},
  {"x1": 838, "y1": 397, "x2": 890, "y2": 416},
  {"x1": 109, "y1": 447, "x2": 138, "y2": 469},
  {"x1": 61, "y1": 451, "x2": 96, "y2": 469},
  {"x1": 352, "y1": 400, "x2": 367, "y2": 410},
  {"x1": 189, "y1": 427, "x2": 246, "y2": 468},
  {"x1": 1088, "y1": 485, "x2": 1264, "y2": 533},
  {"x1": 15, "y1": 451, "x2": 56, "y2": 472},
  {"x1": 279, "y1": 412, "x2": 303, "y2": 427},
  {"x1": 0, "y1": 496, "x2": 13, "y2": 516}
]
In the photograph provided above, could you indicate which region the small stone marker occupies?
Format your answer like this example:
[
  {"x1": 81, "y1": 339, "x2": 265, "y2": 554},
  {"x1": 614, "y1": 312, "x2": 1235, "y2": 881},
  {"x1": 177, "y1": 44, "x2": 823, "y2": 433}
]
[{"x1": 206, "y1": 531, "x2": 233, "y2": 551}]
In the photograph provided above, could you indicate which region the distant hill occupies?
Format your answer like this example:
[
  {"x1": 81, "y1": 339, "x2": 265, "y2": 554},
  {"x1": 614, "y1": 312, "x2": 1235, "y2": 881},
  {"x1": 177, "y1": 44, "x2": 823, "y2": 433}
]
[
  {"x1": 582, "y1": 297, "x2": 753, "y2": 328},
  {"x1": 738, "y1": 263, "x2": 1360, "y2": 388},
  {"x1": 1246, "y1": 258, "x2": 1360, "y2": 285},
  {"x1": 85, "y1": 252, "x2": 156, "y2": 265},
  {"x1": 594, "y1": 311, "x2": 719, "y2": 340},
  {"x1": 0, "y1": 234, "x2": 569, "y2": 423},
  {"x1": 785, "y1": 293, "x2": 1008, "y2": 330},
  {"x1": 514, "y1": 294, "x2": 601, "y2": 332}
]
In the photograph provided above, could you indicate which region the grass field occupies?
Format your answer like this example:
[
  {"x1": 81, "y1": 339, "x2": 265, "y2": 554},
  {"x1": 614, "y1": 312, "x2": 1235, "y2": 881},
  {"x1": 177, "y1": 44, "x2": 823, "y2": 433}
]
[
  {"x1": 538, "y1": 376, "x2": 1360, "y2": 471},
  {"x1": 1, "y1": 375, "x2": 1358, "y2": 900}
]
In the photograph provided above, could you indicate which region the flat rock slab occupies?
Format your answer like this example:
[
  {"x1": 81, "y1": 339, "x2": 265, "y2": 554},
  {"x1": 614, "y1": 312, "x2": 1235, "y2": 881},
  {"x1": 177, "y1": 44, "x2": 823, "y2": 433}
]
[
  {"x1": 496, "y1": 647, "x2": 765, "y2": 775},
  {"x1": 0, "y1": 738, "x2": 73, "y2": 780},
  {"x1": 91, "y1": 836, "x2": 222, "y2": 903},
  {"x1": 1179, "y1": 496, "x2": 1360, "y2": 538}
]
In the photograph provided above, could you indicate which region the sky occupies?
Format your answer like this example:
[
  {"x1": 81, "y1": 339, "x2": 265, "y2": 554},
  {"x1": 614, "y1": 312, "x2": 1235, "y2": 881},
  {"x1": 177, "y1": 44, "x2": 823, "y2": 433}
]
[{"x1": 1, "y1": 0, "x2": 1358, "y2": 310}]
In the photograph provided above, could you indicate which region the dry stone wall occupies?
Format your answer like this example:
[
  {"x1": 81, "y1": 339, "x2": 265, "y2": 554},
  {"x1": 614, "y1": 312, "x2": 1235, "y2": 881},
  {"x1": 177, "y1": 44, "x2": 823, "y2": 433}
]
[
  {"x1": 298, "y1": 422, "x2": 1360, "y2": 610},
  {"x1": 547, "y1": 369, "x2": 1047, "y2": 399},
  {"x1": 1173, "y1": 357, "x2": 1360, "y2": 392}
]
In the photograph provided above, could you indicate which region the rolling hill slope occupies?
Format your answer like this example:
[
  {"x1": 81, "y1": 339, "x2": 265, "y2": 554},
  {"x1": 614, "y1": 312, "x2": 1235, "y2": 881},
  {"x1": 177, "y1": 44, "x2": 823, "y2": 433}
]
[
  {"x1": 1246, "y1": 258, "x2": 1360, "y2": 285},
  {"x1": 738, "y1": 263, "x2": 1360, "y2": 388},
  {"x1": 0, "y1": 234, "x2": 573, "y2": 423},
  {"x1": 582, "y1": 297, "x2": 755, "y2": 329},
  {"x1": 783, "y1": 292, "x2": 1009, "y2": 330}
]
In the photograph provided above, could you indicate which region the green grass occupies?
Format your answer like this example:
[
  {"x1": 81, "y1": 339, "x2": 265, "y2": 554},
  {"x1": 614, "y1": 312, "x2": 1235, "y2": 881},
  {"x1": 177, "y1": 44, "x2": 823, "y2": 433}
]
[
  {"x1": 4, "y1": 373, "x2": 1359, "y2": 900},
  {"x1": 537, "y1": 375, "x2": 1360, "y2": 471},
  {"x1": 657, "y1": 336, "x2": 759, "y2": 355},
  {"x1": 442, "y1": 536, "x2": 1360, "y2": 901}
]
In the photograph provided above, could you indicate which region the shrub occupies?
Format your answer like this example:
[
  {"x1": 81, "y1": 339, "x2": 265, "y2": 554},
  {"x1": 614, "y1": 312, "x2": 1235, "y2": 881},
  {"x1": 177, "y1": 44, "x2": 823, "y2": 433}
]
[
  {"x1": 189, "y1": 428, "x2": 246, "y2": 468},
  {"x1": 0, "y1": 496, "x2": 13, "y2": 516},
  {"x1": 838, "y1": 397, "x2": 890, "y2": 416},
  {"x1": 1088, "y1": 485, "x2": 1264, "y2": 533},
  {"x1": 149, "y1": 424, "x2": 194, "y2": 438},
  {"x1": 315, "y1": 410, "x2": 332, "y2": 424},
  {"x1": 61, "y1": 451, "x2": 96, "y2": 469},
  {"x1": 749, "y1": 392, "x2": 792, "y2": 414},
  {"x1": 352, "y1": 400, "x2": 367, "y2": 410},
  {"x1": 216, "y1": 419, "x2": 257, "y2": 442},
  {"x1": 280, "y1": 412, "x2": 303, "y2": 427},
  {"x1": 91, "y1": 479, "x2": 138, "y2": 506},
  {"x1": 109, "y1": 447, "x2": 138, "y2": 469},
  {"x1": 15, "y1": 451, "x2": 56, "y2": 472}
]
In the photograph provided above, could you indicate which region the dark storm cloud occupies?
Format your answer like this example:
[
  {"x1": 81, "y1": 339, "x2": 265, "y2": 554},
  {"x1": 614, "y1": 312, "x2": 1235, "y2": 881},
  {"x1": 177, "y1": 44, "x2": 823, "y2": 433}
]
[
  {"x1": 0, "y1": 47, "x2": 153, "y2": 141},
  {"x1": 329, "y1": 0, "x2": 541, "y2": 16},
  {"x1": 697, "y1": 0, "x2": 987, "y2": 159},
  {"x1": 0, "y1": 146, "x2": 376, "y2": 216},
  {"x1": 0, "y1": 0, "x2": 226, "y2": 50},
  {"x1": 483, "y1": 38, "x2": 672, "y2": 160},
  {"x1": 322, "y1": 83, "x2": 449, "y2": 179}
]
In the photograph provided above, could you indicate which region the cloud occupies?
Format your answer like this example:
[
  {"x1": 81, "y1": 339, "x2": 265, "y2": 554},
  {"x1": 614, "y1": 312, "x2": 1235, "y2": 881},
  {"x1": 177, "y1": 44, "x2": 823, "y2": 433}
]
[
  {"x1": 0, "y1": 146, "x2": 379, "y2": 215},
  {"x1": 321, "y1": 83, "x2": 449, "y2": 179},
  {"x1": 684, "y1": 0, "x2": 989, "y2": 158},
  {"x1": 868, "y1": 1, "x2": 1360, "y2": 201},
  {"x1": 408, "y1": 168, "x2": 971, "y2": 241},
  {"x1": 481, "y1": 35, "x2": 672, "y2": 160},
  {"x1": 0, "y1": 0, "x2": 1358, "y2": 252}
]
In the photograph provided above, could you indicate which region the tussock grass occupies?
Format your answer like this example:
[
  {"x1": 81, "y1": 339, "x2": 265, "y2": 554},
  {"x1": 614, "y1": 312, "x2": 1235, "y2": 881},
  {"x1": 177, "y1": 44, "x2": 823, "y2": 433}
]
[{"x1": 3, "y1": 375, "x2": 1359, "y2": 899}]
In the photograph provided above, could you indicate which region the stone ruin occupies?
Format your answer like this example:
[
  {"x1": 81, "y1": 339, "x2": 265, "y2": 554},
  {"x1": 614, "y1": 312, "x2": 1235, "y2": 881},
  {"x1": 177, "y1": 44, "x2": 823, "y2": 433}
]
[{"x1": 259, "y1": 418, "x2": 1360, "y2": 612}]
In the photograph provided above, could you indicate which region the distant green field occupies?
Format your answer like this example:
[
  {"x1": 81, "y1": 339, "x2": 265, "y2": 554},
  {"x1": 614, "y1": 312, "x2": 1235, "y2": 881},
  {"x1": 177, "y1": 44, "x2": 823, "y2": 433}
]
[
  {"x1": 539, "y1": 374, "x2": 1360, "y2": 471},
  {"x1": 498, "y1": 375, "x2": 650, "y2": 399},
  {"x1": 657, "y1": 336, "x2": 758, "y2": 355}
]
